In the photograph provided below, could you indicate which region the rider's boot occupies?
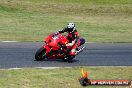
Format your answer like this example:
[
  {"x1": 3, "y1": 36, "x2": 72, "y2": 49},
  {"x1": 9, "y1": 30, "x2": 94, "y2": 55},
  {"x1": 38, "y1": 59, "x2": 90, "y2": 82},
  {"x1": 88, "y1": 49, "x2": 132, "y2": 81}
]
[{"x1": 76, "y1": 48, "x2": 80, "y2": 52}]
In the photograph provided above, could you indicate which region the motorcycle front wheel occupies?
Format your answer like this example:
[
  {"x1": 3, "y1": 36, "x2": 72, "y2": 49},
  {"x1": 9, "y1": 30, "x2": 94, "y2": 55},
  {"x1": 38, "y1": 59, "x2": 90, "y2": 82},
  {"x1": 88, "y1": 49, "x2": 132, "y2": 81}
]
[{"x1": 35, "y1": 47, "x2": 46, "y2": 61}]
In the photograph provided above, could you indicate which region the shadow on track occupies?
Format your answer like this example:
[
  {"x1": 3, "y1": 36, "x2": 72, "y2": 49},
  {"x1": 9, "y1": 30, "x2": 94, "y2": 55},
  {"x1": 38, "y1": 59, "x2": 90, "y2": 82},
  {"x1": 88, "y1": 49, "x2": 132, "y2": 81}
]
[{"x1": 34, "y1": 59, "x2": 79, "y2": 63}]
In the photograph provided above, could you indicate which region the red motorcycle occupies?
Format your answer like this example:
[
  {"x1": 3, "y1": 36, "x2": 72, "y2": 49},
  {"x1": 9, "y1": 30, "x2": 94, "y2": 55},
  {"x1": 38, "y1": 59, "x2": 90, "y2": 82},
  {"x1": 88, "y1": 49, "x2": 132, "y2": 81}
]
[{"x1": 35, "y1": 32, "x2": 85, "y2": 62}]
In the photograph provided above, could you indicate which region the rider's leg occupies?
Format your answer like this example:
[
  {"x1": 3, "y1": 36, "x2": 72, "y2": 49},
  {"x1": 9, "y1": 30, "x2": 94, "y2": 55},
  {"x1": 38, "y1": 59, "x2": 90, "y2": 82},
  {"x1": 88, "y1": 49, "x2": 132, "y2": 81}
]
[
  {"x1": 76, "y1": 38, "x2": 85, "y2": 51},
  {"x1": 70, "y1": 43, "x2": 77, "y2": 58}
]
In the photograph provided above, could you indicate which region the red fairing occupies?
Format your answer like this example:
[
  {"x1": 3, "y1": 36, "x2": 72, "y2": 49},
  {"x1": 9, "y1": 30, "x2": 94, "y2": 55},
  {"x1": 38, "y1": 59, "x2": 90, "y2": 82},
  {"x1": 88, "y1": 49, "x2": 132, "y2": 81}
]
[
  {"x1": 59, "y1": 35, "x2": 69, "y2": 45},
  {"x1": 43, "y1": 45, "x2": 50, "y2": 54},
  {"x1": 43, "y1": 33, "x2": 69, "y2": 58}
]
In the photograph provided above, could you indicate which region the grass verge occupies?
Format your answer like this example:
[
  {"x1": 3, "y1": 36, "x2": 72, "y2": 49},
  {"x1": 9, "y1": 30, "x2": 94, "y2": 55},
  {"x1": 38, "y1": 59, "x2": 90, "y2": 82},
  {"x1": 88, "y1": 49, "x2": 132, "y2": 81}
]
[
  {"x1": 0, "y1": 66, "x2": 132, "y2": 88},
  {"x1": 0, "y1": 0, "x2": 132, "y2": 42}
]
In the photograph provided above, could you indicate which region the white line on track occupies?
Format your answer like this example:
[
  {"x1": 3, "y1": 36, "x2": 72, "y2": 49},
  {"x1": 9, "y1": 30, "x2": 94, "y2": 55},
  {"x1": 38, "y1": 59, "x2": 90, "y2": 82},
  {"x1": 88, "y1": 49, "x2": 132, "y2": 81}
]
[
  {"x1": 0, "y1": 67, "x2": 72, "y2": 70},
  {"x1": 1, "y1": 66, "x2": 131, "y2": 70},
  {"x1": 1, "y1": 41, "x2": 18, "y2": 42},
  {"x1": 34, "y1": 67, "x2": 72, "y2": 69}
]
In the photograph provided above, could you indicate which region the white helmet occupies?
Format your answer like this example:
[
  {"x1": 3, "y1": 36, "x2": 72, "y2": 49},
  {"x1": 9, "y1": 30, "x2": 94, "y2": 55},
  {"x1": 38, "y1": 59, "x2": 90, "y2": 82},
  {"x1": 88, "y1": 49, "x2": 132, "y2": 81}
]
[
  {"x1": 67, "y1": 22, "x2": 75, "y2": 33},
  {"x1": 67, "y1": 22, "x2": 75, "y2": 29}
]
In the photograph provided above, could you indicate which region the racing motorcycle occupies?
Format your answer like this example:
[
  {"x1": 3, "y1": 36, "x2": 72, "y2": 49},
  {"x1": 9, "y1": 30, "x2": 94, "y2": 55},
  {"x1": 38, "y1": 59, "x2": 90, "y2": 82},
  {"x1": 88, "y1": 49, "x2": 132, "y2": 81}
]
[{"x1": 35, "y1": 32, "x2": 85, "y2": 62}]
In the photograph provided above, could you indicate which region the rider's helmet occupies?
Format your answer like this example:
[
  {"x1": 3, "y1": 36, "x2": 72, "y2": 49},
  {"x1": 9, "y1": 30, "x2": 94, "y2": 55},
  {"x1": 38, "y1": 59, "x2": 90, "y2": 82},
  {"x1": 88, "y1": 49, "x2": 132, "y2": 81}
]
[{"x1": 67, "y1": 22, "x2": 76, "y2": 33}]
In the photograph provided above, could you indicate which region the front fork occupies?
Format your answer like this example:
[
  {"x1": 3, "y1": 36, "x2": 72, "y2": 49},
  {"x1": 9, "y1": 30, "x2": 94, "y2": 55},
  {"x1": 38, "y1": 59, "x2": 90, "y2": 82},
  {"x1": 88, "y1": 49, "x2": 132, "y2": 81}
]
[{"x1": 43, "y1": 44, "x2": 51, "y2": 57}]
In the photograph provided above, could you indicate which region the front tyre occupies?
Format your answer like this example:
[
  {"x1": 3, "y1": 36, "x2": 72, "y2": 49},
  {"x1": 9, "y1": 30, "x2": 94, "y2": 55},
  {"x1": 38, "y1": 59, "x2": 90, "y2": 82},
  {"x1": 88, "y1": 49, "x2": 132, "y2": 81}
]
[{"x1": 35, "y1": 47, "x2": 46, "y2": 61}]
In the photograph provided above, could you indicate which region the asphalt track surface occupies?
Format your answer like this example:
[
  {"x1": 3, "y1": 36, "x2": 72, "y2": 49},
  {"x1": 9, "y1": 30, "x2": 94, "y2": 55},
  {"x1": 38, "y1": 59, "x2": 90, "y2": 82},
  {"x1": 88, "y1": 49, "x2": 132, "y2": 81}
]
[{"x1": 0, "y1": 42, "x2": 132, "y2": 69}]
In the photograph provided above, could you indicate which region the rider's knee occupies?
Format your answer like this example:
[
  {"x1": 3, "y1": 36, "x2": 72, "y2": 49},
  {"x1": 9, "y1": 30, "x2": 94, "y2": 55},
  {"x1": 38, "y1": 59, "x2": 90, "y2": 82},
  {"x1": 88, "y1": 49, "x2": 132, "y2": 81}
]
[{"x1": 70, "y1": 49, "x2": 76, "y2": 56}]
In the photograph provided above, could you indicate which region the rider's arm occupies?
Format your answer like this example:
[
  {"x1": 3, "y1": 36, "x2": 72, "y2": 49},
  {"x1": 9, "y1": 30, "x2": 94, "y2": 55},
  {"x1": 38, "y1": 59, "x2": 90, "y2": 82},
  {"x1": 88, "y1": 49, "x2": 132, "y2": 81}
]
[
  {"x1": 58, "y1": 28, "x2": 68, "y2": 33},
  {"x1": 66, "y1": 40, "x2": 76, "y2": 46}
]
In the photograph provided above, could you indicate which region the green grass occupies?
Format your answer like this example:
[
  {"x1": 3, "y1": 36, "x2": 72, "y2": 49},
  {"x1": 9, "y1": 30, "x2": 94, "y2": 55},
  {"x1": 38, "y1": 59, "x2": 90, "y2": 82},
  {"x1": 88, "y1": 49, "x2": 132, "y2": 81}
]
[
  {"x1": 0, "y1": 0, "x2": 132, "y2": 42},
  {"x1": 30, "y1": 0, "x2": 132, "y2": 4},
  {"x1": 0, "y1": 67, "x2": 131, "y2": 88}
]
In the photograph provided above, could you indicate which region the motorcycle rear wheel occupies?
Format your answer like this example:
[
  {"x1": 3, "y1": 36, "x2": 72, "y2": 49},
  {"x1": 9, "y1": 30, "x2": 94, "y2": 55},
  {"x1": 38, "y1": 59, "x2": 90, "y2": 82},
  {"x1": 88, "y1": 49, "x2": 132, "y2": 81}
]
[
  {"x1": 35, "y1": 47, "x2": 46, "y2": 61},
  {"x1": 63, "y1": 56, "x2": 74, "y2": 62}
]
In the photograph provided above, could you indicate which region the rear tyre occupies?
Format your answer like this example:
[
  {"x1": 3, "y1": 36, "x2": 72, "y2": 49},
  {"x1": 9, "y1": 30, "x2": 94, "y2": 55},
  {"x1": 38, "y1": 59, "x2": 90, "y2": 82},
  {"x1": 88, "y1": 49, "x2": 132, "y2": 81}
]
[
  {"x1": 63, "y1": 57, "x2": 69, "y2": 62},
  {"x1": 35, "y1": 47, "x2": 46, "y2": 61},
  {"x1": 63, "y1": 56, "x2": 74, "y2": 62}
]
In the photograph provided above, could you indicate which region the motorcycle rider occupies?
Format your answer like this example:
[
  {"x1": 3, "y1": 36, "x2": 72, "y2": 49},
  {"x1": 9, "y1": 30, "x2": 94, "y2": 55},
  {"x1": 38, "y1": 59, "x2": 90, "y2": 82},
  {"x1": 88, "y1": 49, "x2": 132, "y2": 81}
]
[{"x1": 57, "y1": 22, "x2": 80, "y2": 60}]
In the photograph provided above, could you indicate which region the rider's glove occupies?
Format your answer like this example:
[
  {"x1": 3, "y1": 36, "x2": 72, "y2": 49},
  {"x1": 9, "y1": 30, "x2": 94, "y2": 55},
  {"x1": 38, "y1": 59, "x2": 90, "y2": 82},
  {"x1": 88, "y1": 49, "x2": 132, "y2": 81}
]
[
  {"x1": 66, "y1": 43, "x2": 73, "y2": 46},
  {"x1": 66, "y1": 40, "x2": 76, "y2": 46},
  {"x1": 54, "y1": 32, "x2": 59, "y2": 35}
]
